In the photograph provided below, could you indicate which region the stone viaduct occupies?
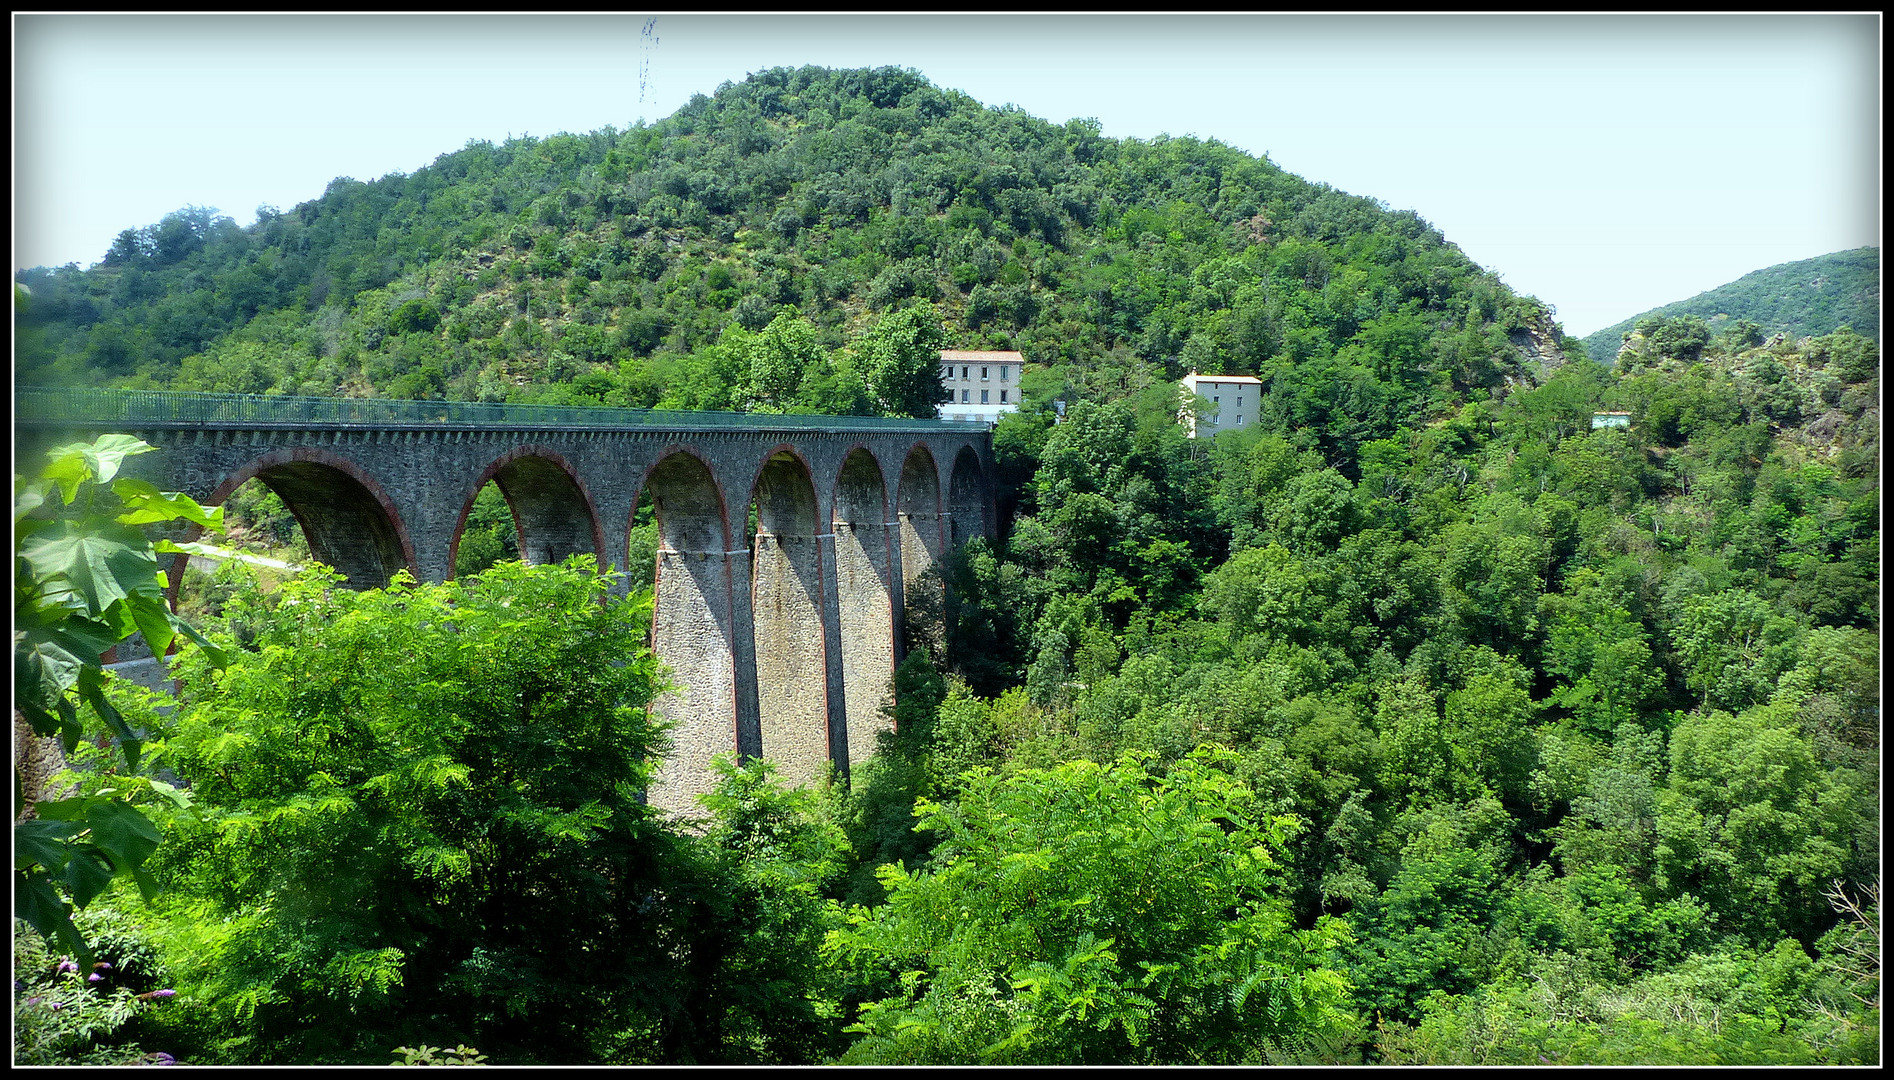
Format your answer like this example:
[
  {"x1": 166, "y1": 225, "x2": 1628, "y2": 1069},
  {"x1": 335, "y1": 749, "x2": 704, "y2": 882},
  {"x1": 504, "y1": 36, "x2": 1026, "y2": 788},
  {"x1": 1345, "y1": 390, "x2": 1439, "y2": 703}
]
[{"x1": 15, "y1": 389, "x2": 996, "y2": 814}]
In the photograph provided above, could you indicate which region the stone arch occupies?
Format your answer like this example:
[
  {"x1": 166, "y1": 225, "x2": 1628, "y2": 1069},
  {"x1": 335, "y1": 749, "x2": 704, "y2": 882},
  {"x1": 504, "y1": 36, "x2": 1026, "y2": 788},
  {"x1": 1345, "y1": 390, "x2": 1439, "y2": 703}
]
[
  {"x1": 179, "y1": 448, "x2": 416, "y2": 592},
  {"x1": 640, "y1": 449, "x2": 739, "y2": 815},
  {"x1": 831, "y1": 446, "x2": 895, "y2": 771},
  {"x1": 748, "y1": 447, "x2": 831, "y2": 787},
  {"x1": 448, "y1": 447, "x2": 604, "y2": 576},
  {"x1": 896, "y1": 444, "x2": 946, "y2": 659},
  {"x1": 948, "y1": 445, "x2": 990, "y2": 548}
]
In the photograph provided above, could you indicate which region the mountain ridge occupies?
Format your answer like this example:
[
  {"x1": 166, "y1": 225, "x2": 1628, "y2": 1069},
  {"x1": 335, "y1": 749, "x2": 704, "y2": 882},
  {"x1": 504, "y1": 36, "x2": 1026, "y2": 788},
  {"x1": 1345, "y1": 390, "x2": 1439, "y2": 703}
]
[{"x1": 1582, "y1": 247, "x2": 1879, "y2": 366}]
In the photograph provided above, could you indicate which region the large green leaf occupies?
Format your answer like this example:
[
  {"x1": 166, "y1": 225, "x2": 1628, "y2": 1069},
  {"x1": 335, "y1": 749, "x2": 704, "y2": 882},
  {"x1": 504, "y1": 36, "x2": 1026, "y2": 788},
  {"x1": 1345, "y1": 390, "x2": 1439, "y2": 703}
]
[
  {"x1": 172, "y1": 616, "x2": 230, "y2": 669},
  {"x1": 19, "y1": 520, "x2": 161, "y2": 618},
  {"x1": 14, "y1": 477, "x2": 47, "y2": 524},
  {"x1": 60, "y1": 845, "x2": 116, "y2": 908},
  {"x1": 15, "y1": 627, "x2": 83, "y2": 708},
  {"x1": 41, "y1": 452, "x2": 93, "y2": 506},
  {"x1": 96, "y1": 594, "x2": 141, "y2": 641},
  {"x1": 14, "y1": 818, "x2": 82, "y2": 871},
  {"x1": 87, "y1": 799, "x2": 162, "y2": 873},
  {"x1": 112, "y1": 477, "x2": 225, "y2": 530},
  {"x1": 31, "y1": 796, "x2": 93, "y2": 823},
  {"x1": 15, "y1": 868, "x2": 92, "y2": 964},
  {"x1": 52, "y1": 695, "x2": 82, "y2": 753},
  {"x1": 146, "y1": 778, "x2": 194, "y2": 812},
  {"x1": 78, "y1": 666, "x2": 142, "y2": 770},
  {"x1": 44, "y1": 616, "x2": 123, "y2": 665},
  {"x1": 44, "y1": 435, "x2": 155, "y2": 495},
  {"x1": 123, "y1": 590, "x2": 177, "y2": 659},
  {"x1": 131, "y1": 864, "x2": 160, "y2": 903}
]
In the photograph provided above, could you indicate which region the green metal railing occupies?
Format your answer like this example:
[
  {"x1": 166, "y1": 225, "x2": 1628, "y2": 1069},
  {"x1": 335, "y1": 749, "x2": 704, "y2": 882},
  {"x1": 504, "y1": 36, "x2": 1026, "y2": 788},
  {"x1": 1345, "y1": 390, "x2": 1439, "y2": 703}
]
[{"x1": 14, "y1": 386, "x2": 988, "y2": 434}]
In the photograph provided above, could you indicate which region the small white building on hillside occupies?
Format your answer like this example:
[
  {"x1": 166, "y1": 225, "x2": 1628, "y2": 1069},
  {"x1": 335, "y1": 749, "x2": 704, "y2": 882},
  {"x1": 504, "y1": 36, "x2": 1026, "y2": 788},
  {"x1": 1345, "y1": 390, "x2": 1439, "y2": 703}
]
[
  {"x1": 939, "y1": 350, "x2": 1024, "y2": 425},
  {"x1": 1179, "y1": 372, "x2": 1264, "y2": 438}
]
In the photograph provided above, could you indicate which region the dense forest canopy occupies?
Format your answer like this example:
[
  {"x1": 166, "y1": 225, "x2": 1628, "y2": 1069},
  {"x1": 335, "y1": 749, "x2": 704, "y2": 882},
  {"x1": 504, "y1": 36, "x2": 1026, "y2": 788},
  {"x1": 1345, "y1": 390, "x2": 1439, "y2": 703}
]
[
  {"x1": 1583, "y1": 247, "x2": 1880, "y2": 366},
  {"x1": 14, "y1": 66, "x2": 1880, "y2": 1066}
]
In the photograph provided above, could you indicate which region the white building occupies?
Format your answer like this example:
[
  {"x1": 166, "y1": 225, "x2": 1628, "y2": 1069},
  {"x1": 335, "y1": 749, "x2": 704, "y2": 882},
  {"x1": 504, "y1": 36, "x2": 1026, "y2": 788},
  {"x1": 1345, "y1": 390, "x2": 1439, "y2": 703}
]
[
  {"x1": 939, "y1": 350, "x2": 1024, "y2": 424},
  {"x1": 1179, "y1": 372, "x2": 1265, "y2": 438}
]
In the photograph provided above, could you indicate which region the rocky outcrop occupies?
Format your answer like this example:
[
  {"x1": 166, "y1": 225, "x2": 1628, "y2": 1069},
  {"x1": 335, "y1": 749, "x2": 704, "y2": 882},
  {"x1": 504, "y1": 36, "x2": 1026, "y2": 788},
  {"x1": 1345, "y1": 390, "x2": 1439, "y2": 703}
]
[{"x1": 1509, "y1": 311, "x2": 1570, "y2": 382}]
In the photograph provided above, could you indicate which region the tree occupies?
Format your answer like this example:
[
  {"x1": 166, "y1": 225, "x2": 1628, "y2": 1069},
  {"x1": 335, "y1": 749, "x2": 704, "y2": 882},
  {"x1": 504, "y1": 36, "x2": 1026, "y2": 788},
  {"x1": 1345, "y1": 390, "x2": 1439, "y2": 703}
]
[
  {"x1": 855, "y1": 302, "x2": 950, "y2": 418},
  {"x1": 144, "y1": 560, "x2": 671, "y2": 1063},
  {"x1": 737, "y1": 307, "x2": 824, "y2": 411},
  {"x1": 14, "y1": 435, "x2": 227, "y2": 962},
  {"x1": 1653, "y1": 704, "x2": 1868, "y2": 942},
  {"x1": 1343, "y1": 846, "x2": 1503, "y2": 1023},
  {"x1": 670, "y1": 756, "x2": 850, "y2": 1063},
  {"x1": 829, "y1": 749, "x2": 1353, "y2": 1064},
  {"x1": 388, "y1": 299, "x2": 442, "y2": 336},
  {"x1": 101, "y1": 229, "x2": 150, "y2": 268},
  {"x1": 1639, "y1": 315, "x2": 1710, "y2": 363},
  {"x1": 1541, "y1": 577, "x2": 1662, "y2": 734},
  {"x1": 1670, "y1": 589, "x2": 1800, "y2": 713}
]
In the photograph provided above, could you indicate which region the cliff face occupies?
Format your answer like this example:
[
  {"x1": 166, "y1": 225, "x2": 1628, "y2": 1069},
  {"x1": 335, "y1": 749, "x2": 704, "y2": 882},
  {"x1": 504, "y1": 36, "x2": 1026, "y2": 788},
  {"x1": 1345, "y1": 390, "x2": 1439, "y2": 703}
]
[{"x1": 1509, "y1": 310, "x2": 1569, "y2": 381}]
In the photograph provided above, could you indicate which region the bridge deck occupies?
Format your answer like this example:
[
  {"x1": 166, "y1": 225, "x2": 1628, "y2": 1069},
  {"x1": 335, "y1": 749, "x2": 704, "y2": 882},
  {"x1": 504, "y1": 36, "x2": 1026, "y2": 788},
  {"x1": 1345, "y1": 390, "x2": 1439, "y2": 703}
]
[{"x1": 14, "y1": 386, "x2": 988, "y2": 434}]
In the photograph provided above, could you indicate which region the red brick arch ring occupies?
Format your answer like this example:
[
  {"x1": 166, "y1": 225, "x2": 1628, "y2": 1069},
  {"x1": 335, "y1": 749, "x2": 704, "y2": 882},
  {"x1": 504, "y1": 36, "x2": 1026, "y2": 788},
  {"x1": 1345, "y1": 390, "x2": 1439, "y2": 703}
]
[
  {"x1": 746, "y1": 442, "x2": 822, "y2": 515},
  {"x1": 829, "y1": 441, "x2": 892, "y2": 526},
  {"x1": 449, "y1": 446, "x2": 607, "y2": 578},
  {"x1": 632, "y1": 445, "x2": 738, "y2": 561},
  {"x1": 165, "y1": 446, "x2": 419, "y2": 603}
]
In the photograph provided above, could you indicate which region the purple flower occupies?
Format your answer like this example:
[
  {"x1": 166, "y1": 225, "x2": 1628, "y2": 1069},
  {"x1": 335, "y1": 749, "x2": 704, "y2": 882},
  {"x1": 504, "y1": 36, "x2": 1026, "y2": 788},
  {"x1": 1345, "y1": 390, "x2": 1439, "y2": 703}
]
[
  {"x1": 25, "y1": 996, "x2": 44, "y2": 1007},
  {"x1": 49, "y1": 1001, "x2": 65, "y2": 1012},
  {"x1": 94, "y1": 962, "x2": 113, "y2": 971},
  {"x1": 139, "y1": 989, "x2": 177, "y2": 1000},
  {"x1": 57, "y1": 959, "x2": 78, "y2": 974},
  {"x1": 88, "y1": 973, "x2": 104, "y2": 983},
  {"x1": 149, "y1": 1052, "x2": 177, "y2": 1066}
]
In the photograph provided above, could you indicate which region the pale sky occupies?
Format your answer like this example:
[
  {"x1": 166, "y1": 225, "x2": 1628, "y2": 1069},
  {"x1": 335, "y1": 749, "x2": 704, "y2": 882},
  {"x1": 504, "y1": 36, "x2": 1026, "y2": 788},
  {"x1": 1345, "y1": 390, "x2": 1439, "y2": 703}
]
[{"x1": 12, "y1": 13, "x2": 1881, "y2": 337}]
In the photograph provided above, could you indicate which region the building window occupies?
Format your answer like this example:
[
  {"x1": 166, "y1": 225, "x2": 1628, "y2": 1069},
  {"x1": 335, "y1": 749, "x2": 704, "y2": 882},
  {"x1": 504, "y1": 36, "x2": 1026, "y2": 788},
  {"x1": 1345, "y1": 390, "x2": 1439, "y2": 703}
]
[
  {"x1": 981, "y1": 366, "x2": 989, "y2": 380},
  {"x1": 1236, "y1": 398, "x2": 1243, "y2": 407},
  {"x1": 981, "y1": 389, "x2": 989, "y2": 403},
  {"x1": 962, "y1": 366, "x2": 969, "y2": 379},
  {"x1": 942, "y1": 365, "x2": 952, "y2": 379},
  {"x1": 1000, "y1": 390, "x2": 1008, "y2": 402},
  {"x1": 962, "y1": 389, "x2": 970, "y2": 402},
  {"x1": 1236, "y1": 415, "x2": 1243, "y2": 425},
  {"x1": 1001, "y1": 366, "x2": 1010, "y2": 381},
  {"x1": 1213, "y1": 396, "x2": 1220, "y2": 403}
]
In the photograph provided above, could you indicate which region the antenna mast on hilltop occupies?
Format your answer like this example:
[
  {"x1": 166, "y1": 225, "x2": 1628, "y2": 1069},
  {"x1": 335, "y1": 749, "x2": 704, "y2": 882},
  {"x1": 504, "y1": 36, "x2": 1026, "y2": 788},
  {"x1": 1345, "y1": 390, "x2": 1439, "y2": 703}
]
[{"x1": 638, "y1": 18, "x2": 659, "y2": 112}]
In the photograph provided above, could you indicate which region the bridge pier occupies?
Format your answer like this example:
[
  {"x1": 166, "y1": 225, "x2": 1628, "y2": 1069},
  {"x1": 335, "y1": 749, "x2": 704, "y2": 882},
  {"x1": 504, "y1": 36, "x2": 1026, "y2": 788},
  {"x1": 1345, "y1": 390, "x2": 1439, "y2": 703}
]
[{"x1": 648, "y1": 544, "x2": 743, "y2": 815}]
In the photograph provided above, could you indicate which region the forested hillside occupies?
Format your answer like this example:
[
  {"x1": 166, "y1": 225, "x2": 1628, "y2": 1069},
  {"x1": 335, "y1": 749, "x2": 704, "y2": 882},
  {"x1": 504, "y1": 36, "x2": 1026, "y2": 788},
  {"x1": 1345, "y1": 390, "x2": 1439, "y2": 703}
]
[
  {"x1": 1583, "y1": 247, "x2": 1879, "y2": 366},
  {"x1": 17, "y1": 64, "x2": 1563, "y2": 431},
  {"x1": 15, "y1": 67, "x2": 1880, "y2": 1066}
]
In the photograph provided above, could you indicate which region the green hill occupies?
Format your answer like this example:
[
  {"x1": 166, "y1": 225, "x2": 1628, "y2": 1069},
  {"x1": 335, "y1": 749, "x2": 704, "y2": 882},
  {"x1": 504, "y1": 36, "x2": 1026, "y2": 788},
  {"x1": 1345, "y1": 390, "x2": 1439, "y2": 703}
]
[
  {"x1": 1583, "y1": 247, "x2": 1879, "y2": 365},
  {"x1": 16, "y1": 65, "x2": 1573, "y2": 460}
]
